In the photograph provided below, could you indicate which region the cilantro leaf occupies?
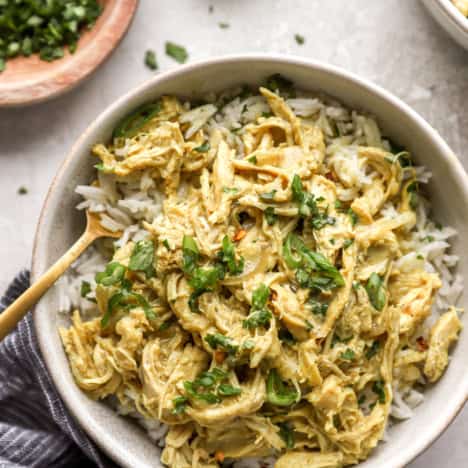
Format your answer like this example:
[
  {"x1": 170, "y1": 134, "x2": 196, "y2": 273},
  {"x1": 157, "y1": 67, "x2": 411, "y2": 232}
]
[
  {"x1": 165, "y1": 41, "x2": 188, "y2": 63},
  {"x1": 129, "y1": 240, "x2": 155, "y2": 278}
]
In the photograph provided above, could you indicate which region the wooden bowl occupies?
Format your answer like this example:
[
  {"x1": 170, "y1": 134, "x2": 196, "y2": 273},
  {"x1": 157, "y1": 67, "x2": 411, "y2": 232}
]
[{"x1": 0, "y1": 0, "x2": 139, "y2": 107}]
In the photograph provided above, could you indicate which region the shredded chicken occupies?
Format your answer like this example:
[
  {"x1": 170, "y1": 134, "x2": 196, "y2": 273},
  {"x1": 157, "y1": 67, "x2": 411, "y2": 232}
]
[{"x1": 60, "y1": 82, "x2": 462, "y2": 468}]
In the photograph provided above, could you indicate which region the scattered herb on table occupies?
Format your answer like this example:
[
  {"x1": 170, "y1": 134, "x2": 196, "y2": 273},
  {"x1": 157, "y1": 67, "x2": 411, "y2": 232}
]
[
  {"x1": 165, "y1": 41, "x2": 188, "y2": 63},
  {"x1": 17, "y1": 186, "x2": 28, "y2": 195},
  {"x1": 218, "y1": 22, "x2": 230, "y2": 29},
  {"x1": 144, "y1": 49, "x2": 158, "y2": 70},
  {"x1": 294, "y1": 34, "x2": 305, "y2": 45}
]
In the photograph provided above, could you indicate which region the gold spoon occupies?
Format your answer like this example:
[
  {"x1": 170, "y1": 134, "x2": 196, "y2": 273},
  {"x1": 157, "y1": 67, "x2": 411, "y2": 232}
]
[{"x1": 0, "y1": 211, "x2": 121, "y2": 341}]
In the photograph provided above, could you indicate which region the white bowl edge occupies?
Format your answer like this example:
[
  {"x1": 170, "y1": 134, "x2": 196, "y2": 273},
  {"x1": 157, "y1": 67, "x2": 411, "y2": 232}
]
[
  {"x1": 421, "y1": 0, "x2": 468, "y2": 49},
  {"x1": 32, "y1": 54, "x2": 468, "y2": 468}
]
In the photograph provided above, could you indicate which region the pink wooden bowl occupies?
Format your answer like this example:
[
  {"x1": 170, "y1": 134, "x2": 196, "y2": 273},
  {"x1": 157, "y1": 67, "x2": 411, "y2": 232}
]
[{"x1": 0, "y1": 0, "x2": 139, "y2": 107}]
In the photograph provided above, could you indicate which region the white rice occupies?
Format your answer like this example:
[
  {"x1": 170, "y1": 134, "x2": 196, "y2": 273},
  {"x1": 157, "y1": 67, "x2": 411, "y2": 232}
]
[{"x1": 61, "y1": 86, "x2": 462, "y2": 463}]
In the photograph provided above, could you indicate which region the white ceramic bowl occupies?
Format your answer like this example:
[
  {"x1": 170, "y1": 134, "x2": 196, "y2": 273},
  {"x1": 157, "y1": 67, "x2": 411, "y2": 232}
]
[
  {"x1": 421, "y1": 0, "x2": 468, "y2": 49},
  {"x1": 33, "y1": 55, "x2": 468, "y2": 468}
]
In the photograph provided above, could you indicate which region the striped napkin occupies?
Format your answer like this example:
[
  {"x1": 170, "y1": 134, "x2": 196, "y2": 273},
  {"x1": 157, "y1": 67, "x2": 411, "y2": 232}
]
[{"x1": 0, "y1": 271, "x2": 112, "y2": 468}]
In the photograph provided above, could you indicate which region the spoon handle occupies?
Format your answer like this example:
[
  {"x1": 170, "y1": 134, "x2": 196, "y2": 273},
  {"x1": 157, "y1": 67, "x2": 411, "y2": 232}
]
[{"x1": 0, "y1": 229, "x2": 96, "y2": 341}]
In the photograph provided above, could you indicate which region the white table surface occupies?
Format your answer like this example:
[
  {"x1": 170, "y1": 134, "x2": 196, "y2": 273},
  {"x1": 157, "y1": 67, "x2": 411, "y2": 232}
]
[{"x1": 0, "y1": 0, "x2": 466, "y2": 465}]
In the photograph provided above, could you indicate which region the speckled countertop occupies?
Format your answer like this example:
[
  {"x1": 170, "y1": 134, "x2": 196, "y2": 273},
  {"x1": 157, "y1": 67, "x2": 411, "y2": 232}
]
[{"x1": 0, "y1": 0, "x2": 466, "y2": 465}]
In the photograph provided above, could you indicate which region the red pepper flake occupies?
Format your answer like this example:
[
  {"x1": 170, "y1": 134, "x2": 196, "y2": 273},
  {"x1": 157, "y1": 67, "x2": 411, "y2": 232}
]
[
  {"x1": 233, "y1": 229, "x2": 247, "y2": 241},
  {"x1": 416, "y1": 336, "x2": 428, "y2": 351},
  {"x1": 325, "y1": 171, "x2": 337, "y2": 182},
  {"x1": 214, "y1": 350, "x2": 226, "y2": 364},
  {"x1": 214, "y1": 451, "x2": 225, "y2": 462}
]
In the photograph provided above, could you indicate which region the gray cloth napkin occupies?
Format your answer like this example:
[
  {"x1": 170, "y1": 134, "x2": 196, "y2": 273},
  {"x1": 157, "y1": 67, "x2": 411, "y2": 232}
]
[{"x1": 0, "y1": 271, "x2": 111, "y2": 468}]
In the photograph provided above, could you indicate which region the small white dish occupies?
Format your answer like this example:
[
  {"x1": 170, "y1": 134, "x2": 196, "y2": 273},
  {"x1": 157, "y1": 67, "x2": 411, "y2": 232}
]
[
  {"x1": 421, "y1": 0, "x2": 468, "y2": 49},
  {"x1": 32, "y1": 55, "x2": 468, "y2": 468}
]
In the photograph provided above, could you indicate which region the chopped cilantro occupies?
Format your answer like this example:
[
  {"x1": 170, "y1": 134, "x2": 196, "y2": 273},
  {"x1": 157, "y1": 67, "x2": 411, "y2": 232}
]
[
  {"x1": 283, "y1": 233, "x2": 344, "y2": 292},
  {"x1": 223, "y1": 187, "x2": 239, "y2": 194},
  {"x1": 365, "y1": 273, "x2": 386, "y2": 311},
  {"x1": 194, "y1": 142, "x2": 210, "y2": 152},
  {"x1": 172, "y1": 396, "x2": 188, "y2": 414},
  {"x1": 113, "y1": 102, "x2": 162, "y2": 139},
  {"x1": 264, "y1": 207, "x2": 278, "y2": 225},
  {"x1": 294, "y1": 34, "x2": 305, "y2": 45},
  {"x1": 278, "y1": 422, "x2": 295, "y2": 449},
  {"x1": 266, "y1": 369, "x2": 299, "y2": 406},
  {"x1": 217, "y1": 235, "x2": 244, "y2": 275},
  {"x1": 165, "y1": 41, "x2": 188, "y2": 63},
  {"x1": 183, "y1": 368, "x2": 240, "y2": 405},
  {"x1": 343, "y1": 239, "x2": 354, "y2": 249},
  {"x1": 365, "y1": 340, "x2": 380, "y2": 359},
  {"x1": 0, "y1": 0, "x2": 102, "y2": 72},
  {"x1": 217, "y1": 384, "x2": 241, "y2": 396},
  {"x1": 264, "y1": 74, "x2": 294, "y2": 95},
  {"x1": 205, "y1": 333, "x2": 238, "y2": 354},
  {"x1": 278, "y1": 328, "x2": 296, "y2": 345},
  {"x1": 260, "y1": 190, "x2": 277, "y2": 201},
  {"x1": 340, "y1": 348, "x2": 356, "y2": 360},
  {"x1": 348, "y1": 208, "x2": 359, "y2": 226},
  {"x1": 80, "y1": 281, "x2": 91, "y2": 298},
  {"x1": 309, "y1": 298, "x2": 328, "y2": 316},
  {"x1": 144, "y1": 49, "x2": 158, "y2": 70},
  {"x1": 128, "y1": 240, "x2": 155, "y2": 278},
  {"x1": 95, "y1": 262, "x2": 126, "y2": 286},
  {"x1": 243, "y1": 284, "x2": 272, "y2": 329},
  {"x1": 372, "y1": 380, "x2": 386, "y2": 404},
  {"x1": 247, "y1": 155, "x2": 257, "y2": 164}
]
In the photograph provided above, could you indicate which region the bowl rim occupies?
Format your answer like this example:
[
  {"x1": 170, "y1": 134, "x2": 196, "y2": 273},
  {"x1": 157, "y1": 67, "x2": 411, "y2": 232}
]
[
  {"x1": 439, "y1": 0, "x2": 468, "y2": 32},
  {"x1": 427, "y1": 0, "x2": 468, "y2": 34},
  {"x1": 32, "y1": 53, "x2": 468, "y2": 467}
]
